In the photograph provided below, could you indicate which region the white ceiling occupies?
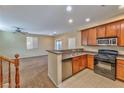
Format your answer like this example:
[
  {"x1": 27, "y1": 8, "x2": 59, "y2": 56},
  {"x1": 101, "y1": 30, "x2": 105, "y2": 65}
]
[{"x1": 0, "y1": 5, "x2": 124, "y2": 36}]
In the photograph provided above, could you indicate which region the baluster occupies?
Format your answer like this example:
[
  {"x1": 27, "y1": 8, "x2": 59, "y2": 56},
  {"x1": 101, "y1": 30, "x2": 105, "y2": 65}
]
[
  {"x1": 14, "y1": 54, "x2": 20, "y2": 88},
  {"x1": 8, "y1": 62, "x2": 11, "y2": 88},
  {"x1": 0, "y1": 58, "x2": 3, "y2": 88}
]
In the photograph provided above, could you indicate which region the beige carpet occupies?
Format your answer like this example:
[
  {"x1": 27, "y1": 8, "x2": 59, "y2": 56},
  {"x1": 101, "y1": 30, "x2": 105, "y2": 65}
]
[
  {"x1": 20, "y1": 56, "x2": 55, "y2": 88},
  {"x1": 59, "y1": 69, "x2": 124, "y2": 88}
]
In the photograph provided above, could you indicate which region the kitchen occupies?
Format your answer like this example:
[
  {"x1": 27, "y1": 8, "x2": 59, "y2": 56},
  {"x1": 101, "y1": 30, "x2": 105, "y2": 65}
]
[{"x1": 47, "y1": 13, "x2": 124, "y2": 87}]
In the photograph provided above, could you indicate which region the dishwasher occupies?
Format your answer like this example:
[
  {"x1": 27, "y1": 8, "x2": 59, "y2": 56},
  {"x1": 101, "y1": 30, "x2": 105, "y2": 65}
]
[{"x1": 62, "y1": 58, "x2": 72, "y2": 80}]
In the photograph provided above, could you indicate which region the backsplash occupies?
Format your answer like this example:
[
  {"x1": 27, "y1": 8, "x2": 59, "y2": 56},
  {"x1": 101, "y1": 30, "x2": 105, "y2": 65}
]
[{"x1": 81, "y1": 46, "x2": 124, "y2": 55}]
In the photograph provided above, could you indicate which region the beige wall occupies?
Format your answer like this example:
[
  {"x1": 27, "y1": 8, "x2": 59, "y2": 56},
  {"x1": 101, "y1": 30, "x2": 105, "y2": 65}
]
[
  {"x1": 55, "y1": 14, "x2": 124, "y2": 55},
  {"x1": 55, "y1": 31, "x2": 81, "y2": 49},
  {"x1": 0, "y1": 30, "x2": 54, "y2": 58}
]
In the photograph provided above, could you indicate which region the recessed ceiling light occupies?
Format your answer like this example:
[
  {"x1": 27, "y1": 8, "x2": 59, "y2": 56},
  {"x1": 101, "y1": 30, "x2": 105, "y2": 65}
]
[
  {"x1": 66, "y1": 5, "x2": 72, "y2": 12},
  {"x1": 118, "y1": 5, "x2": 124, "y2": 9},
  {"x1": 68, "y1": 19, "x2": 73, "y2": 24},
  {"x1": 85, "y1": 18, "x2": 90, "y2": 22}
]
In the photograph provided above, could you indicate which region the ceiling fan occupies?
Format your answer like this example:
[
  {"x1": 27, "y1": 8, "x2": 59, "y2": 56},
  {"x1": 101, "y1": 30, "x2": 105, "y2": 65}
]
[{"x1": 13, "y1": 26, "x2": 28, "y2": 35}]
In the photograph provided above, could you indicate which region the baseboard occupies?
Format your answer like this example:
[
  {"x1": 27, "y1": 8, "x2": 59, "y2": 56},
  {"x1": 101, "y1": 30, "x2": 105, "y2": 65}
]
[{"x1": 48, "y1": 73, "x2": 59, "y2": 87}]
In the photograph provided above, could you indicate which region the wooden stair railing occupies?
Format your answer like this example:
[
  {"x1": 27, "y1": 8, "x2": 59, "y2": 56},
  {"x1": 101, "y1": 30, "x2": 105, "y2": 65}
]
[{"x1": 0, "y1": 54, "x2": 20, "y2": 88}]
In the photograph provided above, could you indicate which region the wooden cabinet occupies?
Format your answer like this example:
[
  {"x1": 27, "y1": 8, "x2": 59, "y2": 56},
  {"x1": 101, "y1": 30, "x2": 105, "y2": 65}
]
[
  {"x1": 118, "y1": 20, "x2": 124, "y2": 46},
  {"x1": 72, "y1": 55, "x2": 87, "y2": 74},
  {"x1": 88, "y1": 28, "x2": 97, "y2": 45},
  {"x1": 79, "y1": 55, "x2": 87, "y2": 70},
  {"x1": 72, "y1": 56, "x2": 80, "y2": 74},
  {"x1": 87, "y1": 55, "x2": 94, "y2": 70},
  {"x1": 81, "y1": 30, "x2": 88, "y2": 45},
  {"x1": 116, "y1": 59, "x2": 124, "y2": 81},
  {"x1": 106, "y1": 22, "x2": 120, "y2": 37},
  {"x1": 97, "y1": 25, "x2": 106, "y2": 38}
]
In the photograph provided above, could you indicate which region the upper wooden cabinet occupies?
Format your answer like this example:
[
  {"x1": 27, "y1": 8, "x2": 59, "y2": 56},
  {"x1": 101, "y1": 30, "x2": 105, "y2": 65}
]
[
  {"x1": 88, "y1": 28, "x2": 97, "y2": 45},
  {"x1": 81, "y1": 30, "x2": 88, "y2": 45},
  {"x1": 118, "y1": 20, "x2": 124, "y2": 46},
  {"x1": 96, "y1": 25, "x2": 106, "y2": 38},
  {"x1": 106, "y1": 22, "x2": 120, "y2": 37}
]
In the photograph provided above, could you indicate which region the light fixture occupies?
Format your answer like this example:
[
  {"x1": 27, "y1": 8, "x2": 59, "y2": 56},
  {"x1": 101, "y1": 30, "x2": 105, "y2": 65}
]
[
  {"x1": 118, "y1": 5, "x2": 124, "y2": 9},
  {"x1": 85, "y1": 18, "x2": 90, "y2": 22},
  {"x1": 68, "y1": 19, "x2": 73, "y2": 24},
  {"x1": 66, "y1": 5, "x2": 72, "y2": 12}
]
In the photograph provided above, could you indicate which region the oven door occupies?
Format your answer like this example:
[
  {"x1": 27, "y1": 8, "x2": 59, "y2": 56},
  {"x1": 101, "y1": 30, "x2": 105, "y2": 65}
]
[{"x1": 94, "y1": 58, "x2": 116, "y2": 80}]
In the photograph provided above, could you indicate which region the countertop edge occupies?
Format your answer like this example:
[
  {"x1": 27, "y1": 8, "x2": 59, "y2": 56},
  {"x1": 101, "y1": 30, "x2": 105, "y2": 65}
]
[{"x1": 47, "y1": 50, "x2": 124, "y2": 59}]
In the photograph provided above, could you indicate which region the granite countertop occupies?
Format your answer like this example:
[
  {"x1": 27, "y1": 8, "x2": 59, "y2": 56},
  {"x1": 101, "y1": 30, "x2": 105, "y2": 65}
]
[
  {"x1": 47, "y1": 49, "x2": 124, "y2": 60},
  {"x1": 47, "y1": 50, "x2": 63, "y2": 54},
  {"x1": 47, "y1": 48, "x2": 84, "y2": 54}
]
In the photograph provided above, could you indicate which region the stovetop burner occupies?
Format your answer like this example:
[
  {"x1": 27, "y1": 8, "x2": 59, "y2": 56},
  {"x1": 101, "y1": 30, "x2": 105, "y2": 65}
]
[{"x1": 95, "y1": 54, "x2": 116, "y2": 63}]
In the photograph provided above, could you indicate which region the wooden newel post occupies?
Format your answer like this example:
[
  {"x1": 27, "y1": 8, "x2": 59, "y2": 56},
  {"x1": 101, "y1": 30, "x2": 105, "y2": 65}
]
[{"x1": 15, "y1": 54, "x2": 20, "y2": 88}]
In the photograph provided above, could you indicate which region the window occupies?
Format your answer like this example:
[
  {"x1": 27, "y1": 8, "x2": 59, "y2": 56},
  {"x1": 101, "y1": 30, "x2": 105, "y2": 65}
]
[
  {"x1": 55, "y1": 40, "x2": 62, "y2": 50},
  {"x1": 26, "y1": 37, "x2": 38, "y2": 50},
  {"x1": 68, "y1": 37, "x2": 76, "y2": 49}
]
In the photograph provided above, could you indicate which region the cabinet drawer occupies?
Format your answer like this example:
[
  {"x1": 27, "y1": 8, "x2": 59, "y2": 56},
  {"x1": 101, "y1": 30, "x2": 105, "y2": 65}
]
[
  {"x1": 117, "y1": 60, "x2": 124, "y2": 65},
  {"x1": 72, "y1": 56, "x2": 81, "y2": 61}
]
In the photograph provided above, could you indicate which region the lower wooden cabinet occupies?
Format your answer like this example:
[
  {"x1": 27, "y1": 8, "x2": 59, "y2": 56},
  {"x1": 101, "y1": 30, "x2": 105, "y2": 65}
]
[
  {"x1": 79, "y1": 55, "x2": 87, "y2": 70},
  {"x1": 87, "y1": 55, "x2": 94, "y2": 70},
  {"x1": 116, "y1": 59, "x2": 124, "y2": 81},
  {"x1": 72, "y1": 55, "x2": 87, "y2": 74},
  {"x1": 72, "y1": 56, "x2": 80, "y2": 74}
]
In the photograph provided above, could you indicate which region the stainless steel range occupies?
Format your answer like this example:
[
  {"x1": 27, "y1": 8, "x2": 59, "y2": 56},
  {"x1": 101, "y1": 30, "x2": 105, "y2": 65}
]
[{"x1": 94, "y1": 49, "x2": 118, "y2": 80}]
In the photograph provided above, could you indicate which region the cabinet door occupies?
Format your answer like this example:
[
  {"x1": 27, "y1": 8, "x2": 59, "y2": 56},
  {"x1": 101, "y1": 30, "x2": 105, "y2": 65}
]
[
  {"x1": 97, "y1": 25, "x2": 106, "y2": 38},
  {"x1": 88, "y1": 28, "x2": 97, "y2": 45},
  {"x1": 118, "y1": 20, "x2": 124, "y2": 46},
  {"x1": 81, "y1": 30, "x2": 88, "y2": 45},
  {"x1": 72, "y1": 57, "x2": 80, "y2": 74},
  {"x1": 87, "y1": 55, "x2": 94, "y2": 70},
  {"x1": 116, "y1": 59, "x2": 124, "y2": 81},
  {"x1": 106, "y1": 22, "x2": 120, "y2": 37},
  {"x1": 79, "y1": 55, "x2": 87, "y2": 70}
]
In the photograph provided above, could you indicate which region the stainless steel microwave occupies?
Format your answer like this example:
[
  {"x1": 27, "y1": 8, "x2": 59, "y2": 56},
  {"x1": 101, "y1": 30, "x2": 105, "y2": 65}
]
[{"x1": 97, "y1": 38, "x2": 117, "y2": 46}]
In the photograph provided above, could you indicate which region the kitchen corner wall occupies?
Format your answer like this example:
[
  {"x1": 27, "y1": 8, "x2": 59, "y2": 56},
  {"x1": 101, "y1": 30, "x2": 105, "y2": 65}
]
[{"x1": 0, "y1": 30, "x2": 54, "y2": 58}]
